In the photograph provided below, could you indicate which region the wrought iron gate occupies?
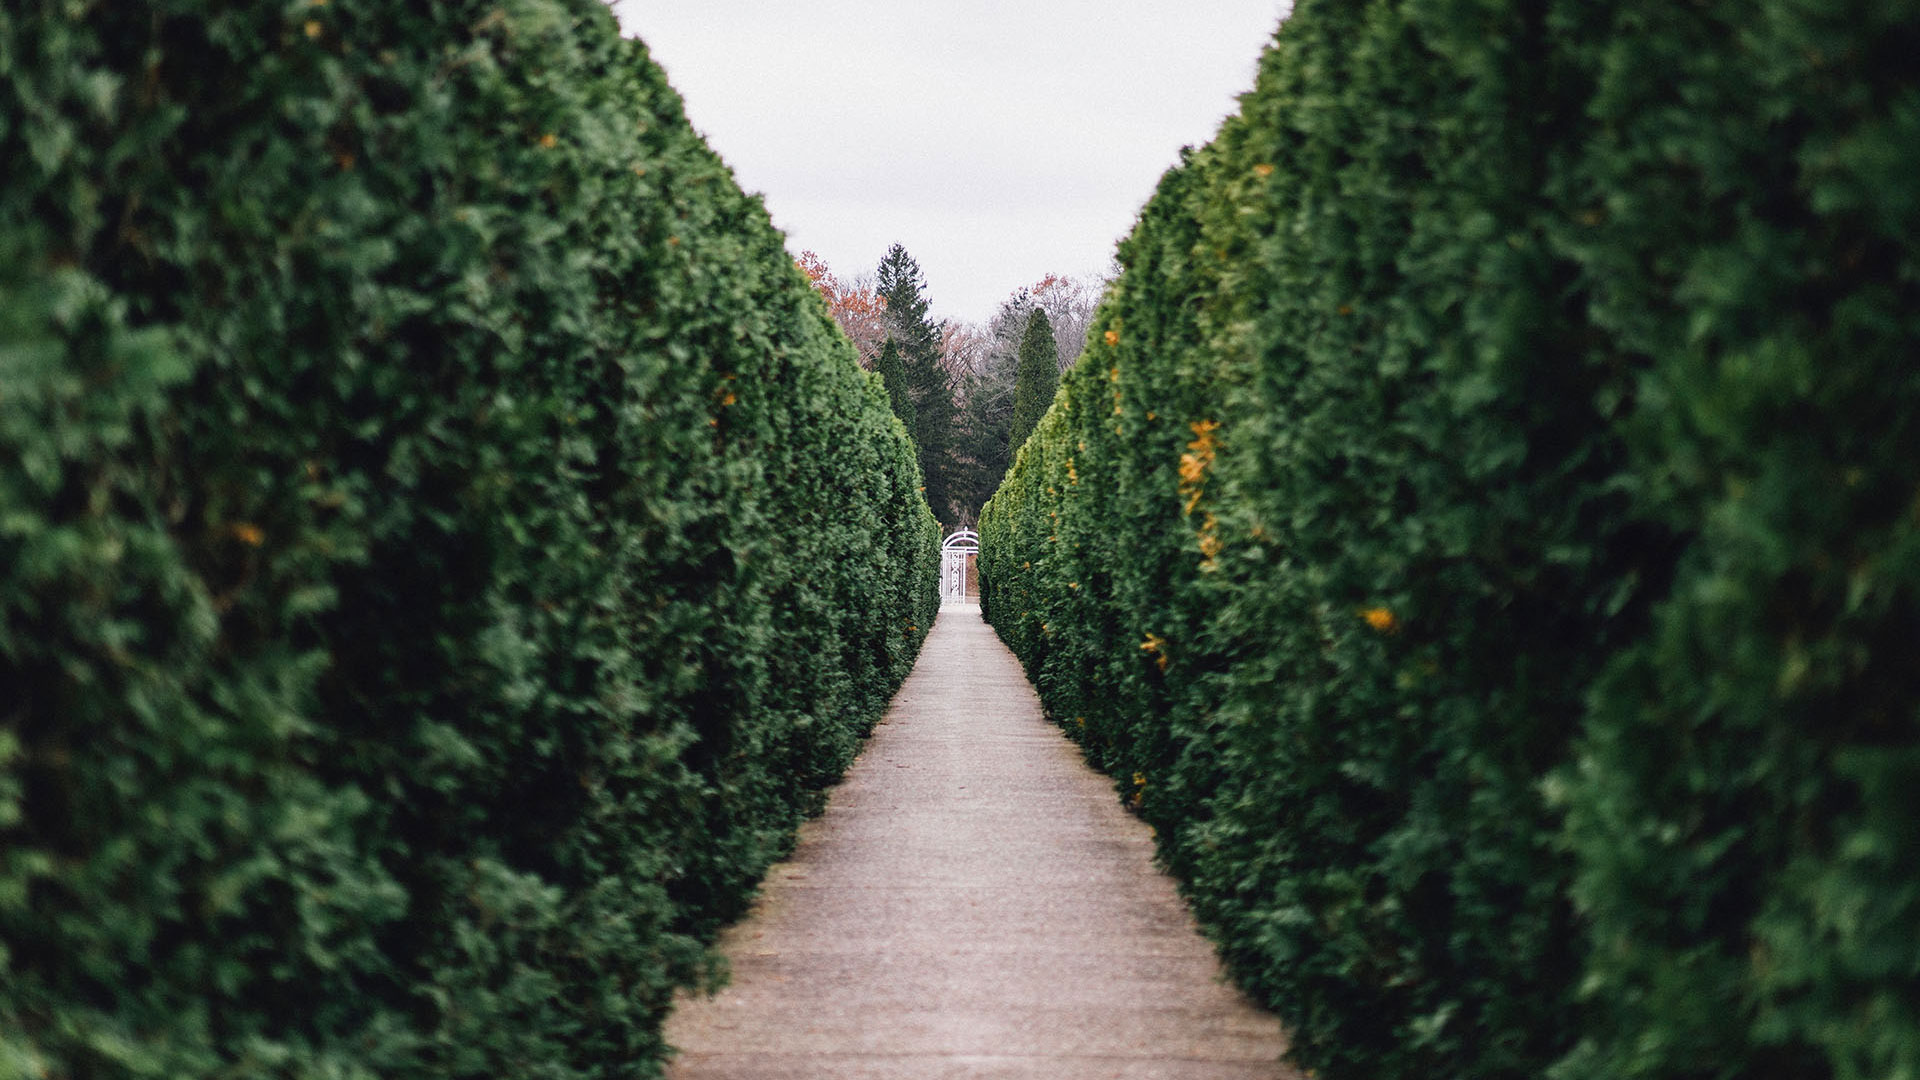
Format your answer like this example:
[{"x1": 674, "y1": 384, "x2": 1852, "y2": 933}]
[{"x1": 940, "y1": 528, "x2": 979, "y2": 604}]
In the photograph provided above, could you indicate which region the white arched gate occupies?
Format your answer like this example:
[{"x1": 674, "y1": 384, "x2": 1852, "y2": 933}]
[{"x1": 940, "y1": 528, "x2": 980, "y2": 605}]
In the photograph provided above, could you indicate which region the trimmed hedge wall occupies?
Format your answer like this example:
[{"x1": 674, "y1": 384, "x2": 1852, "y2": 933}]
[
  {"x1": 0, "y1": 3, "x2": 937, "y2": 1078},
  {"x1": 981, "y1": 2, "x2": 1920, "y2": 1079}
]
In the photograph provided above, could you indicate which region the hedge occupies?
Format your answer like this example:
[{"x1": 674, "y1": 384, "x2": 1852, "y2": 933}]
[
  {"x1": 0, "y1": 3, "x2": 937, "y2": 1078},
  {"x1": 980, "y1": 2, "x2": 1920, "y2": 1079}
]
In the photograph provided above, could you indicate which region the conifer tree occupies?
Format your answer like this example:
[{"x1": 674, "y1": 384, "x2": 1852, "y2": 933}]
[
  {"x1": 875, "y1": 244, "x2": 958, "y2": 520},
  {"x1": 876, "y1": 244, "x2": 940, "y2": 361},
  {"x1": 1009, "y1": 307, "x2": 1059, "y2": 452},
  {"x1": 874, "y1": 336, "x2": 916, "y2": 436}
]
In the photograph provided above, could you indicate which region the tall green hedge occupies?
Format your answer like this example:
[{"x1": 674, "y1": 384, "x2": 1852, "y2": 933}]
[
  {"x1": 981, "y1": 2, "x2": 1920, "y2": 1079},
  {"x1": 0, "y1": 3, "x2": 938, "y2": 1078}
]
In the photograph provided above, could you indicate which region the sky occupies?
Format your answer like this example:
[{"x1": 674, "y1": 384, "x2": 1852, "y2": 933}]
[{"x1": 610, "y1": 1, "x2": 1291, "y2": 327}]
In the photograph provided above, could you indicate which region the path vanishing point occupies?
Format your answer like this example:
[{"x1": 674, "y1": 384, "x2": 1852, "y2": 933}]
[{"x1": 665, "y1": 602, "x2": 1298, "y2": 1080}]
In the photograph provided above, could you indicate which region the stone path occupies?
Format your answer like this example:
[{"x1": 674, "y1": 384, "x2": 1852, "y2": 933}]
[{"x1": 664, "y1": 602, "x2": 1297, "y2": 1080}]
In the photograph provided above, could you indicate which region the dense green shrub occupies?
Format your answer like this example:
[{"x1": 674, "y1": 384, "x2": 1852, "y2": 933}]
[
  {"x1": 981, "y1": 2, "x2": 1920, "y2": 1079},
  {"x1": 0, "y1": 3, "x2": 937, "y2": 1078}
]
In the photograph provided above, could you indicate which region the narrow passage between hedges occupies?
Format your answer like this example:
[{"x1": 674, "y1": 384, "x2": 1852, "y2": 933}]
[{"x1": 664, "y1": 602, "x2": 1296, "y2": 1080}]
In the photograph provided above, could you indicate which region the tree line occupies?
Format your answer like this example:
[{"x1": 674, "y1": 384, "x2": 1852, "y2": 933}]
[{"x1": 799, "y1": 248, "x2": 1096, "y2": 527}]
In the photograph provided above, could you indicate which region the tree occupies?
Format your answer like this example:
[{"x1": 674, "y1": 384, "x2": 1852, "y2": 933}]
[
  {"x1": 941, "y1": 321, "x2": 993, "y2": 383},
  {"x1": 796, "y1": 250, "x2": 887, "y2": 366},
  {"x1": 943, "y1": 274, "x2": 1104, "y2": 522},
  {"x1": 875, "y1": 244, "x2": 959, "y2": 522},
  {"x1": 1009, "y1": 307, "x2": 1059, "y2": 452},
  {"x1": 875, "y1": 244, "x2": 940, "y2": 359},
  {"x1": 1028, "y1": 272, "x2": 1101, "y2": 371},
  {"x1": 874, "y1": 336, "x2": 915, "y2": 434}
]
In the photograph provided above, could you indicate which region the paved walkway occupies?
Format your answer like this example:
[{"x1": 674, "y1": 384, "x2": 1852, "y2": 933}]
[{"x1": 664, "y1": 602, "x2": 1296, "y2": 1080}]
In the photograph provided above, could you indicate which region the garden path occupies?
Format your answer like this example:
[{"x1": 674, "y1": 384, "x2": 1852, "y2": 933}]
[{"x1": 663, "y1": 601, "x2": 1297, "y2": 1080}]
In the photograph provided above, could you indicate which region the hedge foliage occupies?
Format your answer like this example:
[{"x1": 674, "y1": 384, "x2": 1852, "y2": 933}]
[
  {"x1": 980, "y1": 2, "x2": 1920, "y2": 1079},
  {"x1": 0, "y1": 2, "x2": 938, "y2": 1077}
]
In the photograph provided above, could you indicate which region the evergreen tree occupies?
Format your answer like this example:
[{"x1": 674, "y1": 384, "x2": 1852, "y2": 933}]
[
  {"x1": 950, "y1": 367, "x2": 1011, "y2": 526},
  {"x1": 876, "y1": 244, "x2": 941, "y2": 361},
  {"x1": 875, "y1": 244, "x2": 959, "y2": 521},
  {"x1": 874, "y1": 336, "x2": 916, "y2": 436},
  {"x1": 1009, "y1": 307, "x2": 1059, "y2": 452}
]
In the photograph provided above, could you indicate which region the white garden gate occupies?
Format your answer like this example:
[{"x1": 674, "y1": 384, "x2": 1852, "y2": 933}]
[{"x1": 940, "y1": 528, "x2": 979, "y2": 605}]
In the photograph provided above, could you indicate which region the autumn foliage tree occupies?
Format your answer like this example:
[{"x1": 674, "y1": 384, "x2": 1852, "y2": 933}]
[
  {"x1": 1027, "y1": 272, "x2": 1099, "y2": 371},
  {"x1": 797, "y1": 250, "x2": 888, "y2": 367}
]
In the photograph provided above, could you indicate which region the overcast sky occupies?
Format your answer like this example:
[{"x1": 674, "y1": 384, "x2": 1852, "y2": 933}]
[{"x1": 610, "y1": 1, "x2": 1290, "y2": 326}]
